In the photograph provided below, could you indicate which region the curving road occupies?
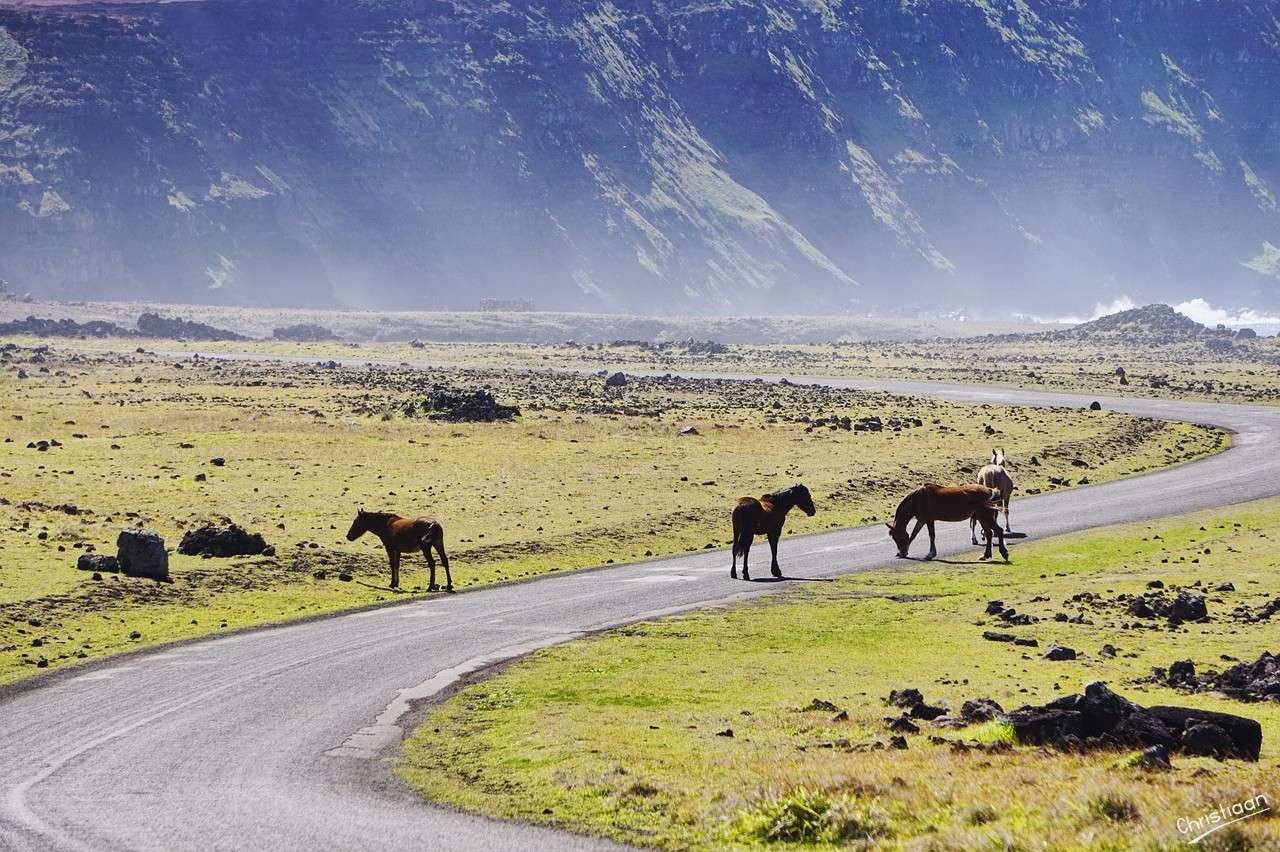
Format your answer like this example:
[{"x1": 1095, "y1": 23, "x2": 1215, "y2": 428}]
[{"x1": 2, "y1": 373, "x2": 1279, "y2": 851}]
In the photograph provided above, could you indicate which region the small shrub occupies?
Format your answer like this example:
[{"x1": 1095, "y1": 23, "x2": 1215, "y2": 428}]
[
  {"x1": 737, "y1": 787, "x2": 886, "y2": 845},
  {"x1": 1087, "y1": 792, "x2": 1139, "y2": 823},
  {"x1": 1201, "y1": 826, "x2": 1254, "y2": 852},
  {"x1": 965, "y1": 804, "x2": 999, "y2": 826}
]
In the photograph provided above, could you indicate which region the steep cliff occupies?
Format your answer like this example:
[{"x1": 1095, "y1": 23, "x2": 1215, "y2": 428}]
[{"x1": 0, "y1": 0, "x2": 1277, "y2": 313}]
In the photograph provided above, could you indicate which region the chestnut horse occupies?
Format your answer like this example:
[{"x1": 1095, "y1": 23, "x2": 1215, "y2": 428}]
[
  {"x1": 731, "y1": 483, "x2": 816, "y2": 580},
  {"x1": 971, "y1": 447, "x2": 1014, "y2": 544},
  {"x1": 887, "y1": 484, "x2": 1008, "y2": 561},
  {"x1": 346, "y1": 509, "x2": 452, "y2": 591}
]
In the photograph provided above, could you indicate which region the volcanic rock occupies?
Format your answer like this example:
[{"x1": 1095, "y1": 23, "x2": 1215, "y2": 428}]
[
  {"x1": 116, "y1": 529, "x2": 169, "y2": 581},
  {"x1": 178, "y1": 523, "x2": 270, "y2": 558}
]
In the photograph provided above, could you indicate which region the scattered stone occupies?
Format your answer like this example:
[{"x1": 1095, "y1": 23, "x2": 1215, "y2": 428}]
[
  {"x1": 803, "y1": 698, "x2": 840, "y2": 712},
  {"x1": 888, "y1": 735, "x2": 908, "y2": 750},
  {"x1": 888, "y1": 688, "x2": 924, "y2": 709},
  {"x1": 604, "y1": 371, "x2": 627, "y2": 388},
  {"x1": 1100, "y1": 644, "x2": 1117, "y2": 658},
  {"x1": 961, "y1": 698, "x2": 1005, "y2": 724},
  {"x1": 338, "y1": 572, "x2": 353, "y2": 582},
  {"x1": 76, "y1": 553, "x2": 119, "y2": 573},
  {"x1": 272, "y1": 323, "x2": 338, "y2": 342},
  {"x1": 1089, "y1": 401, "x2": 1102, "y2": 411},
  {"x1": 116, "y1": 529, "x2": 169, "y2": 581},
  {"x1": 1155, "y1": 651, "x2": 1280, "y2": 702},
  {"x1": 1043, "y1": 643, "x2": 1077, "y2": 661},
  {"x1": 211, "y1": 457, "x2": 226, "y2": 466},
  {"x1": 983, "y1": 631, "x2": 1016, "y2": 643},
  {"x1": 1004, "y1": 681, "x2": 1261, "y2": 760},
  {"x1": 678, "y1": 426, "x2": 700, "y2": 436},
  {"x1": 178, "y1": 522, "x2": 270, "y2": 558},
  {"x1": 137, "y1": 312, "x2": 244, "y2": 341},
  {"x1": 887, "y1": 716, "x2": 920, "y2": 734},
  {"x1": 715, "y1": 728, "x2": 734, "y2": 738},
  {"x1": 416, "y1": 387, "x2": 519, "y2": 422}
]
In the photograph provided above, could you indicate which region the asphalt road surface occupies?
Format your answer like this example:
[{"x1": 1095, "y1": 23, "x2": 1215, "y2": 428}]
[{"x1": 3, "y1": 371, "x2": 1279, "y2": 851}]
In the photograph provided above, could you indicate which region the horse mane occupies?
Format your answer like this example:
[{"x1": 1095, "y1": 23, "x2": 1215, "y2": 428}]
[
  {"x1": 892, "y1": 487, "x2": 922, "y2": 529},
  {"x1": 360, "y1": 510, "x2": 396, "y2": 523}
]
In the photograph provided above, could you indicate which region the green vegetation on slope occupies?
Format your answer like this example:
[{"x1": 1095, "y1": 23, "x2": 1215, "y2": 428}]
[
  {"x1": 0, "y1": 343, "x2": 1222, "y2": 684},
  {"x1": 400, "y1": 500, "x2": 1280, "y2": 850}
]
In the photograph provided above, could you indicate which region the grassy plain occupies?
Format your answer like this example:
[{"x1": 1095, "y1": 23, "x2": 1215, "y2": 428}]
[
  {"x1": 0, "y1": 343, "x2": 1222, "y2": 684},
  {"x1": 400, "y1": 499, "x2": 1280, "y2": 851},
  {"x1": 31, "y1": 331, "x2": 1280, "y2": 407}
]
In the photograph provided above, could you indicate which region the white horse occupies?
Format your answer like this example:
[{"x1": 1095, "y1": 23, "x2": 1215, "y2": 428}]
[{"x1": 971, "y1": 448, "x2": 1014, "y2": 543}]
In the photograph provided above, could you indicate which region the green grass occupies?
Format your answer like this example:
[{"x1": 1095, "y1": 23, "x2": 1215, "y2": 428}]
[
  {"x1": 399, "y1": 499, "x2": 1280, "y2": 850},
  {"x1": 0, "y1": 342, "x2": 1224, "y2": 684}
]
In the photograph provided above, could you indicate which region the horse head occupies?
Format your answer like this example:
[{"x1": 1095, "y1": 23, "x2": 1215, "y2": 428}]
[
  {"x1": 346, "y1": 508, "x2": 369, "y2": 541},
  {"x1": 789, "y1": 483, "x2": 817, "y2": 517},
  {"x1": 885, "y1": 522, "x2": 911, "y2": 557}
]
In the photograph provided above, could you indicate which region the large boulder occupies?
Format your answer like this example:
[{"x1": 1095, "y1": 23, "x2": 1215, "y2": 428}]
[
  {"x1": 1004, "y1": 681, "x2": 1261, "y2": 760},
  {"x1": 178, "y1": 522, "x2": 269, "y2": 558},
  {"x1": 116, "y1": 529, "x2": 169, "y2": 581}
]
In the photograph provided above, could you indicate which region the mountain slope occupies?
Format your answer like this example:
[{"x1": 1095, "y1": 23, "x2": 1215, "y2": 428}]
[{"x1": 0, "y1": 0, "x2": 1278, "y2": 313}]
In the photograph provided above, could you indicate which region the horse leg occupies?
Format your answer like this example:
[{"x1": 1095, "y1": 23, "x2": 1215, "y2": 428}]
[
  {"x1": 740, "y1": 534, "x2": 752, "y2": 581},
  {"x1": 730, "y1": 521, "x2": 740, "y2": 579},
  {"x1": 435, "y1": 534, "x2": 453, "y2": 591},
  {"x1": 1003, "y1": 498, "x2": 1012, "y2": 534},
  {"x1": 979, "y1": 515, "x2": 994, "y2": 560},
  {"x1": 421, "y1": 536, "x2": 438, "y2": 591},
  {"x1": 970, "y1": 516, "x2": 980, "y2": 546},
  {"x1": 768, "y1": 530, "x2": 781, "y2": 578},
  {"x1": 996, "y1": 520, "x2": 1009, "y2": 561},
  {"x1": 387, "y1": 546, "x2": 401, "y2": 589},
  {"x1": 925, "y1": 521, "x2": 937, "y2": 561}
]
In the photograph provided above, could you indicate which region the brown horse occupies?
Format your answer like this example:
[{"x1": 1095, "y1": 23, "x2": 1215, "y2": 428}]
[
  {"x1": 971, "y1": 447, "x2": 1014, "y2": 544},
  {"x1": 887, "y1": 484, "x2": 1008, "y2": 561},
  {"x1": 731, "y1": 483, "x2": 816, "y2": 580},
  {"x1": 346, "y1": 509, "x2": 452, "y2": 591}
]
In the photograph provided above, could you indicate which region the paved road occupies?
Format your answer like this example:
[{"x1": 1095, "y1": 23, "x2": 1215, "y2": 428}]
[{"x1": 2, "y1": 371, "x2": 1279, "y2": 851}]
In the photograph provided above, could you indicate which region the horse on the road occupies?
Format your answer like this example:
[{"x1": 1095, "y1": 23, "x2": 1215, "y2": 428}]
[
  {"x1": 888, "y1": 484, "x2": 1008, "y2": 561},
  {"x1": 971, "y1": 447, "x2": 1014, "y2": 544},
  {"x1": 346, "y1": 509, "x2": 452, "y2": 591},
  {"x1": 731, "y1": 484, "x2": 816, "y2": 580}
]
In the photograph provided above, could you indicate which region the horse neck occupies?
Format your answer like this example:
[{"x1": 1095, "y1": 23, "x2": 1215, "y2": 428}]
[
  {"x1": 766, "y1": 491, "x2": 795, "y2": 516},
  {"x1": 363, "y1": 513, "x2": 396, "y2": 538},
  {"x1": 892, "y1": 491, "x2": 917, "y2": 529}
]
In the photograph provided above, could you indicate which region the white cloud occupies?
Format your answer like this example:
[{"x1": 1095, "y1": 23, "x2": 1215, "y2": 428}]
[{"x1": 1028, "y1": 294, "x2": 1280, "y2": 331}]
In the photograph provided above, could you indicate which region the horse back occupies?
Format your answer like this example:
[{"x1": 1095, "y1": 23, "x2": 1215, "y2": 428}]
[{"x1": 921, "y1": 483, "x2": 1000, "y2": 521}]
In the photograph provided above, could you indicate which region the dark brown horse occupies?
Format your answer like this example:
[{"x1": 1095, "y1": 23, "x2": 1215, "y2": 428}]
[
  {"x1": 731, "y1": 483, "x2": 816, "y2": 580},
  {"x1": 887, "y1": 484, "x2": 1008, "y2": 561},
  {"x1": 346, "y1": 509, "x2": 452, "y2": 591}
]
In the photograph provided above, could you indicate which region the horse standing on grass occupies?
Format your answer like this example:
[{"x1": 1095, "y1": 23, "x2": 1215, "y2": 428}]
[
  {"x1": 971, "y1": 447, "x2": 1014, "y2": 544},
  {"x1": 887, "y1": 484, "x2": 1008, "y2": 561},
  {"x1": 730, "y1": 484, "x2": 816, "y2": 580},
  {"x1": 346, "y1": 509, "x2": 452, "y2": 591}
]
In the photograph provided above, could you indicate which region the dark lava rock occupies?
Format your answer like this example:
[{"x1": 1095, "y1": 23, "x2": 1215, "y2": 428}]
[
  {"x1": 982, "y1": 631, "x2": 1016, "y2": 643},
  {"x1": 1167, "y1": 659, "x2": 1197, "y2": 687},
  {"x1": 1004, "y1": 681, "x2": 1261, "y2": 760},
  {"x1": 116, "y1": 529, "x2": 169, "y2": 581},
  {"x1": 1127, "y1": 598, "x2": 1156, "y2": 619},
  {"x1": 887, "y1": 716, "x2": 919, "y2": 734},
  {"x1": 0, "y1": 315, "x2": 135, "y2": 338},
  {"x1": 272, "y1": 323, "x2": 338, "y2": 342},
  {"x1": 961, "y1": 698, "x2": 1005, "y2": 724},
  {"x1": 1146, "y1": 705, "x2": 1261, "y2": 760},
  {"x1": 888, "y1": 735, "x2": 908, "y2": 750},
  {"x1": 1013, "y1": 637, "x2": 1039, "y2": 647},
  {"x1": 137, "y1": 312, "x2": 245, "y2": 341},
  {"x1": 419, "y1": 387, "x2": 519, "y2": 422},
  {"x1": 888, "y1": 688, "x2": 923, "y2": 709},
  {"x1": 804, "y1": 698, "x2": 840, "y2": 712},
  {"x1": 1043, "y1": 643, "x2": 1077, "y2": 661},
  {"x1": 1180, "y1": 721, "x2": 1235, "y2": 759},
  {"x1": 715, "y1": 728, "x2": 733, "y2": 738},
  {"x1": 1168, "y1": 592, "x2": 1208, "y2": 623},
  {"x1": 1162, "y1": 652, "x2": 1280, "y2": 703},
  {"x1": 178, "y1": 523, "x2": 269, "y2": 558},
  {"x1": 604, "y1": 371, "x2": 627, "y2": 388},
  {"x1": 909, "y1": 703, "x2": 947, "y2": 721},
  {"x1": 984, "y1": 599, "x2": 1005, "y2": 615},
  {"x1": 76, "y1": 553, "x2": 119, "y2": 573}
]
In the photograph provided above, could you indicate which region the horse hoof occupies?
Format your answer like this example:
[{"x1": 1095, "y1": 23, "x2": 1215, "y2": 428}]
[
  {"x1": 428, "y1": 584, "x2": 440, "y2": 592},
  {"x1": 770, "y1": 569, "x2": 782, "y2": 579},
  {"x1": 445, "y1": 585, "x2": 455, "y2": 593},
  {"x1": 730, "y1": 570, "x2": 737, "y2": 579}
]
